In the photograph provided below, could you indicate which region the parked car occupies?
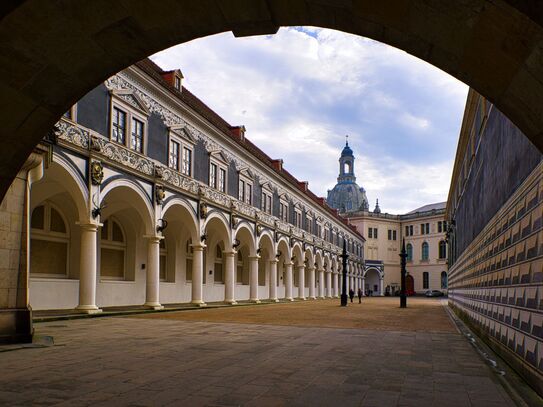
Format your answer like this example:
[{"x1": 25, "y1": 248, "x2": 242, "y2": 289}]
[{"x1": 425, "y1": 290, "x2": 444, "y2": 297}]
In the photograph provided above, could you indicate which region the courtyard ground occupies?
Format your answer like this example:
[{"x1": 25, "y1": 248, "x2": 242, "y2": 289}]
[{"x1": 0, "y1": 298, "x2": 517, "y2": 406}]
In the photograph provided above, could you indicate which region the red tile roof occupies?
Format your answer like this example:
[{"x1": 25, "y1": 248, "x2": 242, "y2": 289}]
[{"x1": 135, "y1": 58, "x2": 364, "y2": 241}]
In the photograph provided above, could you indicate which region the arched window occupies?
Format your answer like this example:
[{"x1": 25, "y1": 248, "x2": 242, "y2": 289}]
[
  {"x1": 214, "y1": 245, "x2": 224, "y2": 283},
  {"x1": 185, "y1": 239, "x2": 193, "y2": 281},
  {"x1": 441, "y1": 271, "x2": 448, "y2": 289},
  {"x1": 100, "y1": 218, "x2": 126, "y2": 280},
  {"x1": 438, "y1": 240, "x2": 447, "y2": 259},
  {"x1": 421, "y1": 242, "x2": 429, "y2": 261},
  {"x1": 406, "y1": 243, "x2": 413, "y2": 261},
  {"x1": 159, "y1": 239, "x2": 167, "y2": 281},
  {"x1": 423, "y1": 271, "x2": 429, "y2": 289},
  {"x1": 30, "y1": 202, "x2": 69, "y2": 277}
]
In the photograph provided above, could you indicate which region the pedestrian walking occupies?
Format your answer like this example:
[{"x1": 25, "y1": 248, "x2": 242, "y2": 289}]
[
  {"x1": 349, "y1": 288, "x2": 354, "y2": 303},
  {"x1": 357, "y1": 288, "x2": 362, "y2": 303}
]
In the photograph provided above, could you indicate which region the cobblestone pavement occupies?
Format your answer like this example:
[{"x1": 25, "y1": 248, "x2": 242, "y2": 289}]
[{"x1": 0, "y1": 299, "x2": 515, "y2": 406}]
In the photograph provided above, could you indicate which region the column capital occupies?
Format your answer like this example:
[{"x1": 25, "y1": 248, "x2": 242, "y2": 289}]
[
  {"x1": 284, "y1": 261, "x2": 294, "y2": 267},
  {"x1": 144, "y1": 235, "x2": 163, "y2": 243},
  {"x1": 248, "y1": 255, "x2": 260, "y2": 261},
  {"x1": 76, "y1": 221, "x2": 102, "y2": 231},
  {"x1": 223, "y1": 250, "x2": 236, "y2": 258},
  {"x1": 269, "y1": 259, "x2": 279, "y2": 265},
  {"x1": 307, "y1": 266, "x2": 315, "y2": 271},
  {"x1": 191, "y1": 243, "x2": 206, "y2": 251}
]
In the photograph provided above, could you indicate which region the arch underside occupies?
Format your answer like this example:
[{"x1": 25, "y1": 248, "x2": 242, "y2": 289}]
[{"x1": 1, "y1": 1, "x2": 543, "y2": 201}]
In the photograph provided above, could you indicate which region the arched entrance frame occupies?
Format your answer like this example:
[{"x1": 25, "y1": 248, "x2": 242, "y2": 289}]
[
  {"x1": 256, "y1": 231, "x2": 275, "y2": 301},
  {"x1": 233, "y1": 222, "x2": 257, "y2": 302},
  {"x1": 2, "y1": 0, "x2": 543, "y2": 207},
  {"x1": 364, "y1": 266, "x2": 384, "y2": 297},
  {"x1": 291, "y1": 242, "x2": 305, "y2": 300}
]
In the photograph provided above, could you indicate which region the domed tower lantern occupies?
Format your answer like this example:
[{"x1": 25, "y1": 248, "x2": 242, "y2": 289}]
[{"x1": 326, "y1": 136, "x2": 369, "y2": 213}]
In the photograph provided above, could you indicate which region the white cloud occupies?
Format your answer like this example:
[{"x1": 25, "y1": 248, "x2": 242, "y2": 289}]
[{"x1": 151, "y1": 27, "x2": 468, "y2": 213}]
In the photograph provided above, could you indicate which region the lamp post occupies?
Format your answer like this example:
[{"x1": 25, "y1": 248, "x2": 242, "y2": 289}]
[
  {"x1": 341, "y1": 240, "x2": 348, "y2": 306},
  {"x1": 400, "y1": 238, "x2": 407, "y2": 308}
]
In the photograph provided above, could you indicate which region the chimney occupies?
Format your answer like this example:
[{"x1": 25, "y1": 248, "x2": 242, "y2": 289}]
[
  {"x1": 298, "y1": 181, "x2": 309, "y2": 192},
  {"x1": 271, "y1": 159, "x2": 283, "y2": 172},
  {"x1": 161, "y1": 69, "x2": 184, "y2": 92},
  {"x1": 230, "y1": 125, "x2": 246, "y2": 142}
]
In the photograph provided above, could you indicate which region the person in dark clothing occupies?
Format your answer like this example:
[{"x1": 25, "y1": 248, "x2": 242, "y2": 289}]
[
  {"x1": 357, "y1": 288, "x2": 362, "y2": 303},
  {"x1": 349, "y1": 288, "x2": 354, "y2": 303}
]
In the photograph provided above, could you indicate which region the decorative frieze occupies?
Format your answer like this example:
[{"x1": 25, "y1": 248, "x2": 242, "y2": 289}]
[
  {"x1": 256, "y1": 211, "x2": 275, "y2": 227},
  {"x1": 232, "y1": 200, "x2": 256, "y2": 219},
  {"x1": 56, "y1": 119, "x2": 90, "y2": 149},
  {"x1": 275, "y1": 220, "x2": 291, "y2": 234},
  {"x1": 158, "y1": 166, "x2": 199, "y2": 195},
  {"x1": 91, "y1": 136, "x2": 154, "y2": 176},
  {"x1": 198, "y1": 185, "x2": 231, "y2": 208}
]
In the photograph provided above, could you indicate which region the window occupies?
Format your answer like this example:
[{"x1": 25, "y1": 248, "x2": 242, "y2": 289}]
[
  {"x1": 438, "y1": 221, "x2": 443, "y2": 233},
  {"x1": 214, "y1": 245, "x2": 223, "y2": 282},
  {"x1": 130, "y1": 118, "x2": 144, "y2": 153},
  {"x1": 236, "y1": 250, "x2": 243, "y2": 283},
  {"x1": 174, "y1": 76, "x2": 181, "y2": 90},
  {"x1": 62, "y1": 105, "x2": 77, "y2": 121},
  {"x1": 368, "y1": 228, "x2": 373, "y2": 239},
  {"x1": 294, "y1": 209, "x2": 302, "y2": 229},
  {"x1": 30, "y1": 203, "x2": 69, "y2": 277},
  {"x1": 423, "y1": 272, "x2": 429, "y2": 289},
  {"x1": 159, "y1": 239, "x2": 167, "y2": 281},
  {"x1": 421, "y1": 242, "x2": 429, "y2": 261},
  {"x1": 441, "y1": 271, "x2": 448, "y2": 289},
  {"x1": 443, "y1": 221, "x2": 448, "y2": 232},
  {"x1": 100, "y1": 218, "x2": 126, "y2": 280},
  {"x1": 306, "y1": 216, "x2": 312, "y2": 234},
  {"x1": 420, "y1": 223, "x2": 430, "y2": 235},
  {"x1": 182, "y1": 147, "x2": 192, "y2": 176},
  {"x1": 405, "y1": 225, "x2": 413, "y2": 236},
  {"x1": 279, "y1": 200, "x2": 288, "y2": 222},
  {"x1": 209, "y1": 163, "x2": 217, "y2": 188},
  {"x1": 169, "y1": 139, "x2": 180, "y2": 170},
  {"x1": 438, "y1": 240, "x2": 447, "y2": 259},
  {"x1": 373, "y1": 227, "x2": 378, "y2": 239},
  {"x1": 406, "y1": 243, "x2": 413, "y2": 261},
  {"x1": 110, "y1": 98, "x2": 147, "y2": 153},
  {"x1": 393, "y1": 230, "x2": 397, "y2": 240},
  {"x1": 238, "y1": 177, "x2": 252, "y2": 205},
  {"x1": 168, "y1": 130, "x2": 194, "y2": 176},
  {"x1": 112, "y1": 107, "x2": 126, "y2": 144},
  {"x1": 218, "y1": 168, "x2": 226, "y2": 192},
  {"x1": 261, "y1": 190, "x2": 272, "y2": 214}
]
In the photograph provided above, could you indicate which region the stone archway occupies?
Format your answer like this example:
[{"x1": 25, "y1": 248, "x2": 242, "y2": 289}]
[{"x1": 1, "y1": 1, "x2": 543, "y2": 203}]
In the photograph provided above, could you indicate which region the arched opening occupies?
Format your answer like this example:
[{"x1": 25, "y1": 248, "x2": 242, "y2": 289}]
[
  {"x1": 438, "y1": 240, "x2": 447, "y2": 260},
  {"x1": 422, "y1": 271, "x2": 429, "y2": 290},
  {"x1": 365, "y1": 268, "x2": 381, "y2": 296},
  {"x1": 257, "y1": 232, "x2": 274, "y2": 300},
  {"x1": 406, "y1": 275, "x2": 415, "y2": 294},
  {"x1": 421, "y1": 242, "x2": 429, "y2": 261},
  {"x1": 406, "y1": 244, "x2": 413, "y2": 262},
  {"x1": 99, "y1": 217, "x2": 126, "y2": 281},
  {"x1": 203, "y1": 214, "x2": 231, "y2": 302},
  {"x1": 441, "y1": 271, "x2": 448, "y2": 290},
  {"x1": 276, "y1": 239, "x2": 290, "y2": 298}
]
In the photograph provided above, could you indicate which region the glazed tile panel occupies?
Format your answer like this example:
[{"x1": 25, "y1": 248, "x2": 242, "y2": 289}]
[{"x1": 449, "y1": 163, "x2": 543, "y2": 374}]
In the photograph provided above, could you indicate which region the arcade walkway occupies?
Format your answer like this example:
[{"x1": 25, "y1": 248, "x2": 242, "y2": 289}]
[{"x1": 0, "y1": 299, "x2": 519, "y2": 406}]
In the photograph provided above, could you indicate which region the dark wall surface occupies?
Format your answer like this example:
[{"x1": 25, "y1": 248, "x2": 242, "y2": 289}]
[
  {"x1": 77, "y1": 84, "x2": 109, "y2": 136},
  {"x1": 193, "y1": 140, "x2": 208, "y2": 184},
  {"x1": 454, "y1": 107, "x2": 542, "y2": 256},
  {"x1": 147, "y1": 112, "x2": 168, "y2": 163}
]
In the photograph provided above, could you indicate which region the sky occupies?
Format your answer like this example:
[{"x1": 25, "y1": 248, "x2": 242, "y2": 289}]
[{"x1": 151, "y1": 27, "x2": 469, "y2": 214}]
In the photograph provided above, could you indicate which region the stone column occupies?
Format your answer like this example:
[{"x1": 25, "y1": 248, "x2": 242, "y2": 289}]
[
  {"x1": 297, "y1": 265, "x2": 305, "y2": 300},
  {"x1": 144, "y1": 236, "x2": 163, "y2": 309},
  {"x1": 269, "y1": 259, "x2": 278, "y2": 302},
  {"x1": 284, "y1": 261, "x2": 294, "y2": 301},
  {"x1": 362, "y1": 276, "x2": 366, "y2": 296},
  {"x1": 333, "y1": 271, "x2": 338, "y2": 297},
  {"x1": 191, "y1": 244, "x2": 206, "y2": 306},
  {"x1": 249, "y1": 255, "x2": 260, "y2": 303},
  {"x1": 308, "y1": 267, "x2": 316, "y2": 299},
  {"x1": 326, "y1": 271, "x2": 332, "y2": 297},
  {"x1": 224, "y1": 250, "x2": 237, "y2": 304},
  {"x1": 379, "y1": 276, "x2": 384, "y2": 296},
  {"x1": 318, "y1": 268, "x2": 325, "y2": 298},
  {"x1": 76, "y1": 223, "x2": 102, "y2": 313}
]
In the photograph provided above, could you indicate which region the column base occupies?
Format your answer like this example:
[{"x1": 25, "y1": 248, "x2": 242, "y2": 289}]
[
  {"x1": 270, "y1": 298, "x2": 279, "y2": 303},
  {"x1": 75, "y1": 305, "x2": 103, "y2": 314},
  {"x1": 191, "y1": 300, "x2": 207, "y2": 307},
  {"x1": 298, "y1": 297, "x2": 306, "y2": 301},
  {"x1": 250, "y1": 299, "x2": 261, "y2": 304},
  {"x1": 225, "y1": 300, "x2": 238, "y2": 305},
  {"x1": 286, "y1": 297, "x2": 294, "y2": 302},
  {"x1": 309, "y1": 296, "x2": 317, "y2": 300},
  {"x1": 144, "y1": 303, "x2": 164, "y2": 310},
  {"x1": 319, "y1": 296, "x2": 325, "y2": 299}
]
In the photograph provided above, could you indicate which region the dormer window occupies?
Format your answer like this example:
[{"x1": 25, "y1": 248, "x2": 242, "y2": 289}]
[{"x1": 174, "y1": 76, "x2": 181, "y2": 90}]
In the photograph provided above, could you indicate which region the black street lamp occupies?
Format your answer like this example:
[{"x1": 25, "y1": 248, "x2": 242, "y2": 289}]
[
  {"x1": 341, "y1": 240, "x2": 348, "y2": 306},
  {"x1": 400, "y1": 238, "x2": 407, "y2": 308}
]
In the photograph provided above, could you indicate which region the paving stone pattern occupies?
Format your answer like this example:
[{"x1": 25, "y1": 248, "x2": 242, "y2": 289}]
[{"x1": 0, "y1": 301, "x2": 515, "y2": 406}]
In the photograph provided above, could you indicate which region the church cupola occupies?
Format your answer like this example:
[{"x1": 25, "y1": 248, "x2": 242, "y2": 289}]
[
  {"x1": 374, "y1": 199, "x2": 381, "y2": 214},
  {"x1": 338, "y1": 136, "x2": 356, "y2": 184}
]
